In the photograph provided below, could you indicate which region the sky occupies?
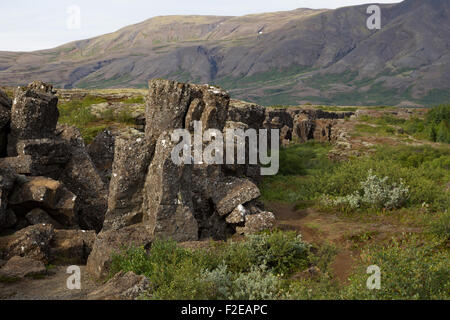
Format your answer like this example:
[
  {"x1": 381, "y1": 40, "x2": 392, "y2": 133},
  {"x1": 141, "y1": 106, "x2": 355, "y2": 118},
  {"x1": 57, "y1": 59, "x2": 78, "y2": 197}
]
[{"x1": 0, "y1": 0, "x2": 402, "y2": 52}]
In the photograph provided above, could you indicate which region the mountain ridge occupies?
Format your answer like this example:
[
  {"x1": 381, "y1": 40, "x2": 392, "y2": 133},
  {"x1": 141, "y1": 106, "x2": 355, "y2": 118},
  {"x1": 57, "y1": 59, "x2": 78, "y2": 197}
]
[{"x1": 0, "y1": 0, "x2": 449, "y2": 106}]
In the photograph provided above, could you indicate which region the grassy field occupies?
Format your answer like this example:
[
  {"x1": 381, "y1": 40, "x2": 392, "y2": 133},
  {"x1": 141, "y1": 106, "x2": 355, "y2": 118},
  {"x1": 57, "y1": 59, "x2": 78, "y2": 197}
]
[{"x1": 57, "y1": 93, "x2": 145, "y2": 144}]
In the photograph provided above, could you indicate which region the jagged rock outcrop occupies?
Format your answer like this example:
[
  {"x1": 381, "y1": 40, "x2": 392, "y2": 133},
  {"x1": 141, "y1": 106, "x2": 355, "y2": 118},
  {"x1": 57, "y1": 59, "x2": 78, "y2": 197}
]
[
  {"x1": 25, "y1": 208, "x2": 62, "y2": 228},
  {"x1": 8, "y1": 176, "x2": 78, "y2": 227},
  {"x1": 96, "y1": 79, "x2": 275, "y2": 257},
  {"x1": 87, "y1": 129, "x2": 117, "y2": 186},
  {"x1": 57, "y1": 125, "x2": 108, "y2": 232},
  {"x1": 0, "y1": 89, "x2": 11, "y2": 155},
  {"x1": 10, "y1": 81, "x2": 58, "y2": 141},
  {"x1": 0, "y1": 79, "x2": 282, "y2": 283},
  {"x1": 0, "y1": 81, "x2": 108, "y2": 233},
  {"x1": 0, "y1": 81, "x2": 113, "y2": 277},
  {"x1": 0, "y1": 167, "x2": 16, "y2": 230},
  {"x1": 102, "y1": 128, "x2": 154, "y2": 231},
  {"x1": 142, "y1": 131, "x2": 198, "y2": 242}
]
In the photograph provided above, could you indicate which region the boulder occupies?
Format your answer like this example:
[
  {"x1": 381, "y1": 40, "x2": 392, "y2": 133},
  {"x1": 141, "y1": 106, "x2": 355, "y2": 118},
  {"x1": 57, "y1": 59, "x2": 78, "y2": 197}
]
[
  {"x1": 0, "y1": 167, "x2": 16, "y2": 230},
  {"x1": 146, "y1": 79, "x2": 197, "y2": 142},
  {"x1": 191, "y1": 164, "x2": 231, "y2": 240},
  {"x1": 0, "y1": 88, "x2": 12, "y2": 111},
  {"x1": 25, "y1": 208, "x2": 62, "y2": 228},
  {"x1": 236, "y1": 211, "x2": 276, "y2": 235},
  {"x1": 142, "y1": 132, "x2": 198, "y2": 242},
  {"x1": 86, "y1": 224, "x2": 154, "y2": 280},
  {"x1": 0, "y1": 224, "x2": 54, "y2": 263},
  {"x1": 226, "y1": 205, "x2": 247, "y2": 224},
  {"x1": 0, "y1": 256, "x2": 46, "y2": 280},
  {"x1": 86, "y1": 129, "x2": 117, "y2": 185},
  {"x1": 227, "y1": 100, "x2": 265, "y2": 130},
  {"x1": 1, "y1": 139, "x2": 72, "y2": 178},
  {"x1": 10, "y1": 81, "x2": 59, "y2": 141},
  {"x1": 102, "y1": 129, "x2": 154, "y2": 231},
  {"x1": 0, "y1": 89, "x2": 11, "y2": 155},
  {"x1": 87, "y1": 271, "x2": 151, "y2": 300},
  {"x1": 57, "y1": 125, "x2": 108, "y2": 231},
  {"x1": 211, "y1": 177, "x2": 261, "y2": 217},
  {"x1": 9, "y1": 176, "x2": 78, "y2": 227},
  {"x1": 49, "y1": 229, "x2": 96, "y2": 265}
]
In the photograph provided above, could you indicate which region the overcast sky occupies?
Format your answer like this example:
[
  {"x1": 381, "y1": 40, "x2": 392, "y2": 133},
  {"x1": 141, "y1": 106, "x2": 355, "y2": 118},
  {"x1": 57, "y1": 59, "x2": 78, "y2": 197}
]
[{"x1": 0, "y1": 0, "x2": 402, "y2": 52}]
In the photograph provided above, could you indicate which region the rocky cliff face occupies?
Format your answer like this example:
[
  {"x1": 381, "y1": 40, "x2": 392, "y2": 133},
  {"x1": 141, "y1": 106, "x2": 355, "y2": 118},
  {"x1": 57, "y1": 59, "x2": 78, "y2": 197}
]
[
  {"x1": 0, "y1": 78, "x2": 354, "y2": 281},
  {"x1": 0, "y1": 79, "x2": 280, "y2": 281}
]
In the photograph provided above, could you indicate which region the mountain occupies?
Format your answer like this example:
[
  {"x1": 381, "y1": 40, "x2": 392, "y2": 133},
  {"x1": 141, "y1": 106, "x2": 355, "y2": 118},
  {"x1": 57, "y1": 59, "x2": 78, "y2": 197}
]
[{"x1": 0, "y1": 0, "x2": 449, "y2": 106}]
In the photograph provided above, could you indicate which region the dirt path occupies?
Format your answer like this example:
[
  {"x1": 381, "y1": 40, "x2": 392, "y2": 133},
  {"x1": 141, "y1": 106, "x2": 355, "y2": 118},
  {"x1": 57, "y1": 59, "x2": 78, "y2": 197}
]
[
  {"x1": 267, "y1": 202, "x2": 420, "y2": 282},
  {"x1": 0, "y1": 266, "x2": 99, "y2": 300}
]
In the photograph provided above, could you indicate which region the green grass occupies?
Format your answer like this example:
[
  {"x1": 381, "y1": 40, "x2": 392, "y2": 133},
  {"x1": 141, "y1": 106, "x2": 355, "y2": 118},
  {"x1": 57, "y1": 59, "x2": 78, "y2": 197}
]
[
  {"x1": 109, "y1": 231, "x2": 310, "y2": 300},
  {"x1": 109, "y1": 230, "x2": 449, "y2": 300},
  {"x1": 261, "y1": 143, "x2": 450, "y2": 211},
  {"x1": 58, "y1": 95, "x2": 108, "y2": 144},
  {"x1": 58, "y1": 94, "x2": 139, "y2": 143},
  {"x1": 357, "y1": 104, "x2": 450, "y2": 143},
  {"x1": 353, "y1": 123, "x2": 396, "y2": 136},
  {"x1": 288, "y1": 235, "x2": 449, "y2": 300},
  {"x1": 122, "y1": 96, "x2": 145, "y2": 104}
]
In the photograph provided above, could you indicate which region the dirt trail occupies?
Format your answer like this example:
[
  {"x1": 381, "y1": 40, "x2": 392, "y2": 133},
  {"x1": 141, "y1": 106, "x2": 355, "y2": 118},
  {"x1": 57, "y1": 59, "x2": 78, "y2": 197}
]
[
  {"x1": 0, "y1": 266, "x2": 99, "y2": 300},
  {"x1": 267, "y1": 202, "x2": 420, "y2": 282}
]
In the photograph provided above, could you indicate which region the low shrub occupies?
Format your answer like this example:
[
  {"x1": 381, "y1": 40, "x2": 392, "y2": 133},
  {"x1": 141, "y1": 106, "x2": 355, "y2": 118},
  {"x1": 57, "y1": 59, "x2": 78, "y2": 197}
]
[
  {"x1": 286, "y1": 236, "x2": 450, "y2": 300},
  {"x1": 341, "y1": 236, "x2": 450, "y2": 300},
  {"x1": 323, "y1": 169, "x2": 409, "y2": 210},
  {"x1": 109, "y1": 231, "x2": 310, "y2": 300}
]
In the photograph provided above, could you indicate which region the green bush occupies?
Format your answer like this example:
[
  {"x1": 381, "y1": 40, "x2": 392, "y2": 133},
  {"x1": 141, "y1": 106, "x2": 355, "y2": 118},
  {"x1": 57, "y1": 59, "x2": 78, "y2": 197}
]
[
  {"x1": 342, "y1": 236, "x2": 450, "y2": 300},
  {"x1": 229, "y1": 265, "x2": 283, "y2": 300},
  {"x1": 109, "y1": 231, "x2": 310, "y2": 300},
  {"x1": 404, "y1": 104, "x2": 449, "y2": 143},
  {"x1": 323, "y1": 169, "x2": 410, "y2": 210}
]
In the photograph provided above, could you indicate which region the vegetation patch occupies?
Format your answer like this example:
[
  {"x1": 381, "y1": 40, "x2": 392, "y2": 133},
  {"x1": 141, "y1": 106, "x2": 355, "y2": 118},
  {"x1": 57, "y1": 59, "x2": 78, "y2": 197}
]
[
  {"x1": 110, "y1": 231, "x2": 310, "y2": 300},
  {"x1": 261, "y1": 143, "x2": 450, "y2": 212}
]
